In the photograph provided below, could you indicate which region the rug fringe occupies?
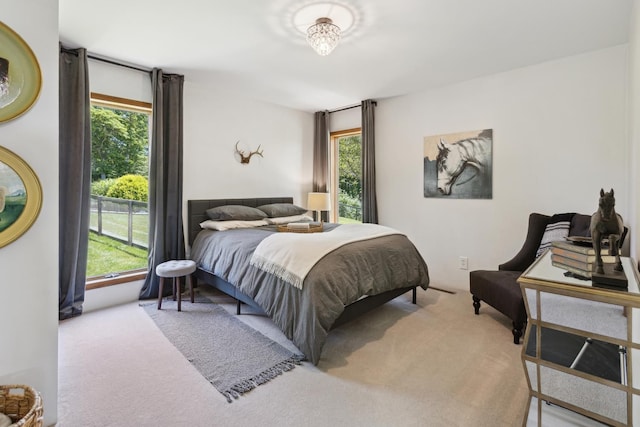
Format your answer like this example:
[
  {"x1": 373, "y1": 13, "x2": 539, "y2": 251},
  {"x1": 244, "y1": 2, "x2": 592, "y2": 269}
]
[{"x1": 220, "y1": 354, "x2": 305, "y2": 403}]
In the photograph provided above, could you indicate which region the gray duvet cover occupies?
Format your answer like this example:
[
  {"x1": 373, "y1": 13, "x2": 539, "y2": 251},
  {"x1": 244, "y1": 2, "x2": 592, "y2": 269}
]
[{"x1": 190, "y1": 224, "x2": 430, "y2": 364}]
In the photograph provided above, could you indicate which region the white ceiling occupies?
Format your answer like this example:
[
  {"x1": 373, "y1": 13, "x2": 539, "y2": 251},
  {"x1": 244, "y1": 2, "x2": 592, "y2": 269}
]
[{"x1": 58, "y1": 0, "x2": 632, "y2": 113}]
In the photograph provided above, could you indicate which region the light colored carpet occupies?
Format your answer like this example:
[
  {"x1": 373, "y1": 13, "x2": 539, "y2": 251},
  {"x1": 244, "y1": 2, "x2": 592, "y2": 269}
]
[
  {"x1": 141, "y1": 297, "x2": 303, "y2": 402},
  {"x1": 57, "y1": 288, "x2": 530, "y2": 427}
]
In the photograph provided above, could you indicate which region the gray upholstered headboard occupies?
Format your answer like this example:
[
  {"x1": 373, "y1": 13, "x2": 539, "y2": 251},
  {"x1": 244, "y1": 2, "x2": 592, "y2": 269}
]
[{"x1": 187, "y1": 197, "x2": 293, "y2": 246}]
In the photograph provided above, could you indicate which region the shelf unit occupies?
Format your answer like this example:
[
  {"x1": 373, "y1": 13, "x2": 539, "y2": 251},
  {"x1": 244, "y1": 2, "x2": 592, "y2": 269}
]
[{"x1": 518, "y1": 251, "x2": 640, "y2": 426}]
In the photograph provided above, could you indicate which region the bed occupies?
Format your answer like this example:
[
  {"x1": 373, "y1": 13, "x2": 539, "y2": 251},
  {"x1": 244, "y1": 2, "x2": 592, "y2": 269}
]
[{"x1": 188, "y1": 197, "x2": 430, "y2": 364}]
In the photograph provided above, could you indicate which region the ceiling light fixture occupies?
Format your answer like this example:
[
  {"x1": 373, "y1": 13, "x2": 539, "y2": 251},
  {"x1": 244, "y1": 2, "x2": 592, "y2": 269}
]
[{"x1": 306, "y1": 17, "x2": 341, "y2": 56}]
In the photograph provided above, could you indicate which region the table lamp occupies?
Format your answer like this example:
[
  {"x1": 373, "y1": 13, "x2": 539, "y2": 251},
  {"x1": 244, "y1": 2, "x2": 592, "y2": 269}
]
[{"x1": 307, "y1": 192, "x2": 331, "y2": 222}]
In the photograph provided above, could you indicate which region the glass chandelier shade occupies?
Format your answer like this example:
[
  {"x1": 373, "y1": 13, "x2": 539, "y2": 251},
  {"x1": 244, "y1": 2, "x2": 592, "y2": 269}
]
[{"x1": 306, "y1": 17, "x2": 341, "y2": 56}]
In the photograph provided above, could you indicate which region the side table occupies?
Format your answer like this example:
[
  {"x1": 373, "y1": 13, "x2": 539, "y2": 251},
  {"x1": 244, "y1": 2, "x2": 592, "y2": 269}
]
[{"x1": 518, "y1": 250, "x2": 640, "y2": 426}]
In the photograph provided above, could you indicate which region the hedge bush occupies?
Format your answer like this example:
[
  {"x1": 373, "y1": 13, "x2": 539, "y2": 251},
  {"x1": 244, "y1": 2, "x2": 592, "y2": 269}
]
[
  {"x1": 91, "y1": 178, "x2": 117, "y2": 197},
  {"x1": 106, "y1": 174, "x2": 148, "y2": 202}
]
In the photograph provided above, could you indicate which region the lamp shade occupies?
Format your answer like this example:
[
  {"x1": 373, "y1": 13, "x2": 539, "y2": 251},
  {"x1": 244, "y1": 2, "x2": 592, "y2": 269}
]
[{"x1": 307, "y1": 192, "x2": 331, "y2": 211}]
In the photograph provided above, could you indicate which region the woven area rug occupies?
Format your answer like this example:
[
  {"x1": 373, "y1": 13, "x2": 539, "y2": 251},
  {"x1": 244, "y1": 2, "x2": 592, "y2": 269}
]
[{"x1": 141, "y1": 296, "x2": 304, "y2": 402}]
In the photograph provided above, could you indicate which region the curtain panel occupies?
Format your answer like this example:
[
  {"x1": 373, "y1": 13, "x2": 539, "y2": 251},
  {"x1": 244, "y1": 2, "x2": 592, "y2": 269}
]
[
  {"x1": 139, "y1": 69, "x2": 186, "y2": 299},
  {"x1": 312, "y1": 111, "x2": 329, "y2": 222},
  {"x1": 361, "y1": 99, "x2": 378, "y2": 224},
  {"x1": 59, "y1": 46, "x2": 91, "y2": 320}
]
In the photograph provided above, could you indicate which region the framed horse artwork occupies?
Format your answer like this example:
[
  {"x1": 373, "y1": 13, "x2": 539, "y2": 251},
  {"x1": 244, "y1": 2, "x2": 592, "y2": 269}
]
[{"x1": 423, "y1": 129, "x2": 493, "y2": 199}]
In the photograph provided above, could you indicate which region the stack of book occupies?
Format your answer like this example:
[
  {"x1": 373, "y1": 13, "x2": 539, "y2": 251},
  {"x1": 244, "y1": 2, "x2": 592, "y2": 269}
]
[{"x1": 550, "y1": 240, "x2": 613, "y2": 279}]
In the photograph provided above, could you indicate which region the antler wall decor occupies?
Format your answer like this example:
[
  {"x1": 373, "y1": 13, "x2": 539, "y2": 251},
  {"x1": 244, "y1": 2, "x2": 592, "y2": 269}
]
[{"x1": 235, "y1": 141, "x2": 264, "y2": 164}]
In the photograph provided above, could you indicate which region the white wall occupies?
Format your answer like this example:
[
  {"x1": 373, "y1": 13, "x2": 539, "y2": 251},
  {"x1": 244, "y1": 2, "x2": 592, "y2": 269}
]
[
  {"x1": 182, "y1": 80, "x2": 314, "y2": 241},
  {"x1": 88, "y1": 59, "x2": 152, "y2": 103},
  {"x1": 329, "y1": 107, "x2": 360, "y2": 131},
  {"x1": 377, "y1": 46, "x2": 629, "y2": 291},
  {"x1": 0, "y1": 1, "x2": 59, "y2": 425}
]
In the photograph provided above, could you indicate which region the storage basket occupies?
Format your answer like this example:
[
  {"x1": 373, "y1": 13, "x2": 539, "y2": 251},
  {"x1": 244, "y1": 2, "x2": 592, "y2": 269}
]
[
  {"x1": 277, "y1": 223, "x2": 323, "y2": 233},
  {"x1": 0, "y1": 385, "x2": 43, "y2": 427}
]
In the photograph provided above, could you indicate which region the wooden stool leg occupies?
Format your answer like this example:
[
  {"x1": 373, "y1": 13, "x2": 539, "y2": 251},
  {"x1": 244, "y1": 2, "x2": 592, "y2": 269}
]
[
  {"x1": 172, "y1": 277, "x2": 177, "y2": 301},
  {"x1": 176, "y1": 277, "x2": 182, "y2": 312},
  {"x1": 187, "y1": 274, "x2": 194, "y2": 303},
  {"x1": 157, "y1": 277, "x2": 165, "y2": 310}
]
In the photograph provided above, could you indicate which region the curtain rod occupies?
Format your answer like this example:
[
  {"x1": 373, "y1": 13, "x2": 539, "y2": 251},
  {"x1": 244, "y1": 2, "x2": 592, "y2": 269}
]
[
  {"x1": 88, "y1": 54, "x2": 152, "y2": 74},
  {"x1": 60, "y1": 46, "x2": 151, "y2": 73},
  {"x1": 329, "y1": 104, "x2": 359, "y2": 114},
  {"x1": 328, "y1": 100, "x2": 377, "y2": 114}
]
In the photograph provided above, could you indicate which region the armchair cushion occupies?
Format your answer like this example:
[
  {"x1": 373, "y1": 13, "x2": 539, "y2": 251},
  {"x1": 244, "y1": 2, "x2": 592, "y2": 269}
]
[{"x1": 470, "y1": 270, "x2": 526, "y2": 324}]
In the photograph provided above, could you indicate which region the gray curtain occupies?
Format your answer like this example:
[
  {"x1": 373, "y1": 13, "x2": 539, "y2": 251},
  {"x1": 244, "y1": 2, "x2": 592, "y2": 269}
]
[
  {"x1": 59, "y1": 46, "x2": 91, "y2": 320},
  {"x1": 361, "y1": 99, "x2": 378, "y2": 224},
  {"x1": 139, "y1": 69, "x2": 185, "y2": 299},
  {"x1": 312, "y1": 111, "x2": 329, "y2": 222}
]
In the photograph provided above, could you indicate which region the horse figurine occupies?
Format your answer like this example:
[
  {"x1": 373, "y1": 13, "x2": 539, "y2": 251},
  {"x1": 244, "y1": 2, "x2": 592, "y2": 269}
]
[
  {"x1": 436, "y1": 137, "x2": 491, "y2": 195},
  {"x1": 590, "y1": 188, "x2": 624, "y2": 274}
]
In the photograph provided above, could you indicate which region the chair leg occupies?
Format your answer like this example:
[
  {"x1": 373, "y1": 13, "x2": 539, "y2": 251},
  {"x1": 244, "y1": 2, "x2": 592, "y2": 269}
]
[
  {"x1": 187, "y1": 274, "x2": 194, "y2": 303},
  {"x1": 177, "y1": 277, "x2": 182, "y2": 312},
  {"x1": 472, "y1": 295, "x2": 481, "y2": 315},
  {"x1": 512, "y1": 321, "x2": 525, "y2": 344},
  {"x1": 172, "y1": 277, "x2": 177, "y2": 301},
  {"x1": 157, "y1": 277, "x2": 165, "y2": 310}
]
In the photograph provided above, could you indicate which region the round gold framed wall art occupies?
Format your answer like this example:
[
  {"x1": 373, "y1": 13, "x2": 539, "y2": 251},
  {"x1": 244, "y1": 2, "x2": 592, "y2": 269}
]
[
  {"x1": 0, "y1": 21, "x2": 42, "y2": 123},
  {"x1": 0, "y1": 146, "x2": 42, "y2": 248}
]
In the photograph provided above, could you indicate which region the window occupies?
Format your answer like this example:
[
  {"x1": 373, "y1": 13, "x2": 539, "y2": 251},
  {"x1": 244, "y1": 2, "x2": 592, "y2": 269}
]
[
  {"x1": 86, "y1": 93, "x2": 152, "y2": 288},
  {"x1": 330, "y1": 128, "x2": 362, "y2": 224}
]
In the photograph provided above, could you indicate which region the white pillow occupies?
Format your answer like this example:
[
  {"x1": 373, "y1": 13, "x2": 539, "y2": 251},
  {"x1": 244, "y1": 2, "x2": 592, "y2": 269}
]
[
  {"x1": 265, "y1": 214, "x2": 313, "y2": 225},
  {"x1": 199, "y1": 219, "x2": 268, "y2": 231},
  {"x1": 536, "y1": 220, "x2": 571, "y2": 258}
]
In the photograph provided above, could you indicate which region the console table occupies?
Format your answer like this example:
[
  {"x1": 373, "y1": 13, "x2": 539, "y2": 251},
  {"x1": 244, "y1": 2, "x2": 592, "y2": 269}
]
[{"x1": 518, "y1": 250, "x2": 640, "y2": 426}]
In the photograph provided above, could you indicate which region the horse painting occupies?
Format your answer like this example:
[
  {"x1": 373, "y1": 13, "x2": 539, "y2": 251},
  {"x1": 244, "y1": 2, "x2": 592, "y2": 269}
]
[
  {"x1": 435, "y1": 137, "x2": 492, "y2": 195},
  {"x1": 590, "y1": 188, "x2": 624, "y2": 274}
]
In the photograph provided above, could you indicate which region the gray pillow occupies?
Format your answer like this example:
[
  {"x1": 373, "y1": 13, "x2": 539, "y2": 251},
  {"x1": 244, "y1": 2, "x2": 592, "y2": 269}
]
[
  {"x1": 206, "y1": 205, "x2": 267, "y2": 221},
  {"x1": 257, "y1": 203, "x2": 308, "y2": 218}
]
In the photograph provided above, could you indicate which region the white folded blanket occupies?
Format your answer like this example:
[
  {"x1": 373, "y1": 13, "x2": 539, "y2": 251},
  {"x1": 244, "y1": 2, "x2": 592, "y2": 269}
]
[{"x1": 250, "y1": 223, "x2": 401, "y2": 289}]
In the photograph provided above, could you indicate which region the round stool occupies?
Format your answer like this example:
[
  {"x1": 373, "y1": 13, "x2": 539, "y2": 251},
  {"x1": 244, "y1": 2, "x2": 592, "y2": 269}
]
[{"x1": 156, "y1": 260, "x2": 196, "y2": 311}]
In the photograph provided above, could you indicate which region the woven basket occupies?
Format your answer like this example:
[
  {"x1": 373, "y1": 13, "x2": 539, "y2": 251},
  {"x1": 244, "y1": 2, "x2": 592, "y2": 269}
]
[
  {"x1": 277, "y1": 223, "x2": 323, "y2": 233},
  {"x1": 0, "y1": 385, "x2": 43, "y2": 427}
]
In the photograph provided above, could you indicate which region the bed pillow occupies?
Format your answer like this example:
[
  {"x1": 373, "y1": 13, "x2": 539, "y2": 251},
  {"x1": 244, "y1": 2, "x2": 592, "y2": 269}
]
[
  {"x1": 535, "y1": 213, "x2": 574, "y2": 258},
  {"x1": 206, "y1": 205, "x2": 267, "y2": 221},
  {"x1": 256, "y1": 203, "x2": 308, "y2": 218},
  {"x1": 199, "y1": 219, "x2": 269, "y2": 231},
  {"x1": 265, "y1": 214, "x2": 313, "y2": 225}
]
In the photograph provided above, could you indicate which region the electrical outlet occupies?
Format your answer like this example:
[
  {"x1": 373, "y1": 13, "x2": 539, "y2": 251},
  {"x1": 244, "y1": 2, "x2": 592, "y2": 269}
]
[{"x1": 459, "y1": 256, "x2": 469, "y2": 270}]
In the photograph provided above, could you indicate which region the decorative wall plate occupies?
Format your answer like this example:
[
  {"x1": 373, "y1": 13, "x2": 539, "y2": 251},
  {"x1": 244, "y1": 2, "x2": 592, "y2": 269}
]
[
  {"x1": 0, "y1": 146, "x2": 42, "y2": 248},
  {"x1": 0, "y1": 21, "x2": 42, "y2": 123}
]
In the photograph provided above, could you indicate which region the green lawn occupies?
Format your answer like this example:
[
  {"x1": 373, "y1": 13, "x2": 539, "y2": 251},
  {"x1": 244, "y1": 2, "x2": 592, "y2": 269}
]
[
  {"x1": 90, "y1": 211, "x2": 148, "y2": 247},
  {"x1": 87, "y1": 231, "x2": 147, "y2": 278}
]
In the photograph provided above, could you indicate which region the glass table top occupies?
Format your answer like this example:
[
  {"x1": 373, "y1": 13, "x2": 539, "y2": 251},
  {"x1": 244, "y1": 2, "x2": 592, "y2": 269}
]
[{"x1": 520, "y1": 250, "x2": 640, "y2": 295}]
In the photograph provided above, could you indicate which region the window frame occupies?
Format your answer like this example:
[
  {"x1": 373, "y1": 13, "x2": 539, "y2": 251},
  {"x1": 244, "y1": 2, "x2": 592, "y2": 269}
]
[
  {"x1": 85, "y1": 92, "x2": 152, "y2": 290},
  {"x1": 329, "y1": 127, "x2": 362, "y2": 223}
]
